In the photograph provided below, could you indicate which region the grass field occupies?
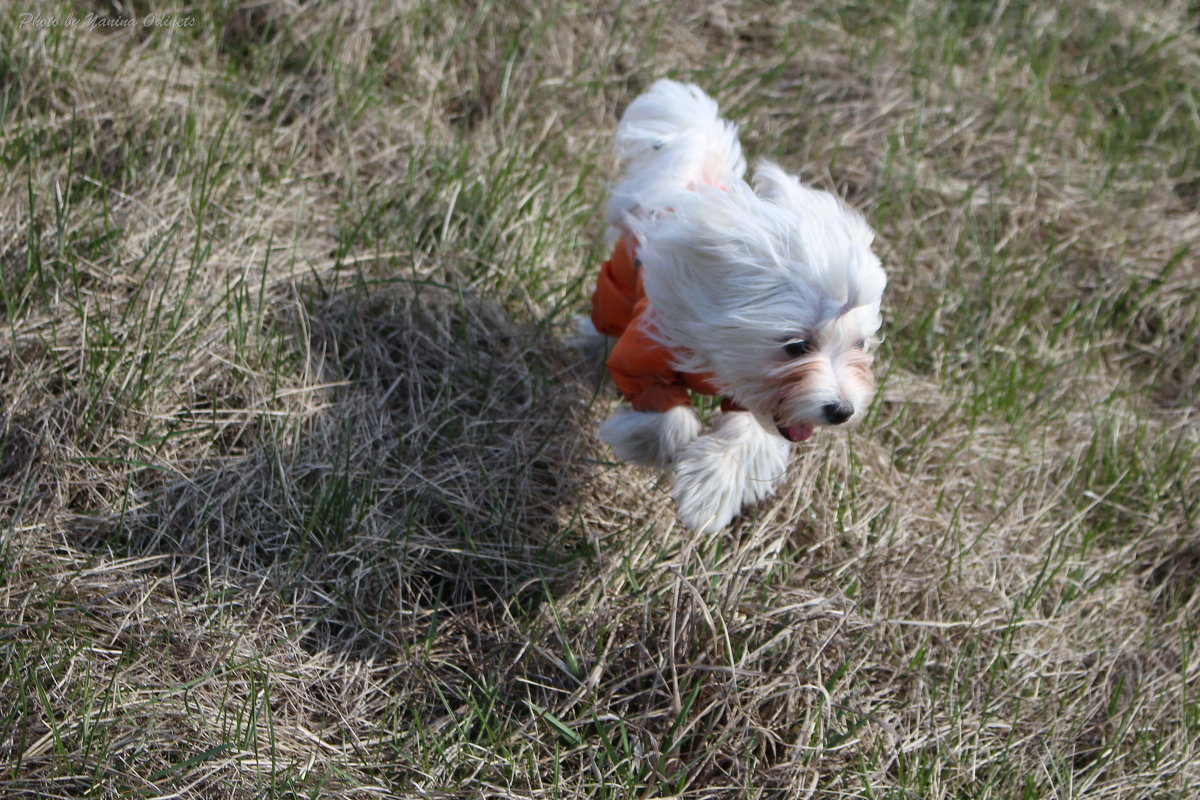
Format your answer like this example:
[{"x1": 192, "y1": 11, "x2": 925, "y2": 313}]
[{"x1": 2, "y1": 0, "x2": 1199, "y2": 797}]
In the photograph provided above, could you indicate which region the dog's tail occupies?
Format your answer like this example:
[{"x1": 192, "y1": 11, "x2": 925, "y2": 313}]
[{"x1": 606, "y1": 80, "x2": 746, "y2": 227}]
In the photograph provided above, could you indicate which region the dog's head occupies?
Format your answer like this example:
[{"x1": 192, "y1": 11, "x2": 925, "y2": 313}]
[{"x1": 633, "y1": 163, "x2": 887, "y2": 441}]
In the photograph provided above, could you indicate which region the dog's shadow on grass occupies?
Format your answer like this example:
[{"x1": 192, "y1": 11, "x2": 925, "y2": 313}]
[{"x1": 121, "y1": 279, "x2": 598, "y2": 656}]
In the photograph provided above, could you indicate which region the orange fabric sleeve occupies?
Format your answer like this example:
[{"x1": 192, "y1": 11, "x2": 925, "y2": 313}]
[
  {"x1": 589, "y1": 235, "x2": 641, "y2": 338},
  {"x1": 590, "y1": 233, "x2": 736, "y2": 412},
  {"x1": 604, "y1": 299, "x2": 692, "y2": 412}
]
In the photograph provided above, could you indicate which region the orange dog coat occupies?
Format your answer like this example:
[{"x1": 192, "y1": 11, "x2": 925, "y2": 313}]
[{"x1": 590, "y1": 235, "x2": 742, "y2": 413}]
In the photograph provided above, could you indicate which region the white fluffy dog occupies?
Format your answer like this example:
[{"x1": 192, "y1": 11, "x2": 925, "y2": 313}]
[{"x1": 584, "y1": 80, "x2": 886, "y2": 532}]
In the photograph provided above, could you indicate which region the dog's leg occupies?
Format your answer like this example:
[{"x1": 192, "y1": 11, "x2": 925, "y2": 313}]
[
  {"x1": 672, "y1": 411, "x2": 790, "y2": 532},
  {"x1": 570, "y1": 313, "x2": 610, "y2": 353},
  {"x1": 570, "y1": 314, "x2": 615, "y2": 375},
  {"x1": 734, "y1": 412, "x2": 792, "y2": 506},
  {"x1": 599, "y1": 405, "x2": 701, "y2": 468}
]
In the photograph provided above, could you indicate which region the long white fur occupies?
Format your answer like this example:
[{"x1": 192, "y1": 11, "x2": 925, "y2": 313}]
[
  {"x1": 596, "y1": 79, "x2": 887, "y2": 531},
  {"x1": 606, "y1": 80, "x2": 746, "y2": 226},
  {"x1": 671, "y1": 411, "x2": 791, "y2": 533},
  {"x1": 599, "y1": 405, "x2": 700, "y2": 467}
]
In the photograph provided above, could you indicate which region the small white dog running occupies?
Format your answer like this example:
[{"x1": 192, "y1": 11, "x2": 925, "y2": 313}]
[{"x1": 583, "y1": 80, "x2": 886, "y2": 532}]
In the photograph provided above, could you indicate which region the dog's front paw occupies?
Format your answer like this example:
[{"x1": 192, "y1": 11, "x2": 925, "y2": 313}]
[
  {"x1": 599, "y1": 405, "x2": 701, "y2": 467},
  {"x1": 727, "y1": 412, "x2": 791, "y2": 507},
  {"x1": 672, "y1": 435, "x2": 746, "y2": 533},
  {"x1": 672, "y1": 412, "x2": 790, "y2": 532}
]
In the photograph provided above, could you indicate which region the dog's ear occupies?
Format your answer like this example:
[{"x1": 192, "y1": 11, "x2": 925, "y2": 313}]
[
  {"x1": 752, "y1": 162, "x2": 875, "y2": 247},
  {"x1": 751, "y1": 161, "x2": 803, "y2": 204}
]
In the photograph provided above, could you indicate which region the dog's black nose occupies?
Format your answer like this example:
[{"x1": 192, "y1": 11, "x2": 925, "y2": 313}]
[{"x1": 823, "y1": 402, "x2": 853, "y2": 425}]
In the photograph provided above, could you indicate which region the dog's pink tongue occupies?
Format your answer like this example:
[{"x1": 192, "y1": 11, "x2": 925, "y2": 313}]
[{"x1": 786, "y1": 425, "x2": 814, "y2": 443}]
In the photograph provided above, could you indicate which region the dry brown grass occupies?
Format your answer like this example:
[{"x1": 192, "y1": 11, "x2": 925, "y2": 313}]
[{"x1": 1, "y1": 0, "x2": 1198, "y2": 797}]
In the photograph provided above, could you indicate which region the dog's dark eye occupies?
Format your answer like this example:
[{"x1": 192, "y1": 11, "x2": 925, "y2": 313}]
[
  {"x1": 854, "y1": 339, "x2": 866, "y2": 350},
  {"x1": 783, "y1": 339, "x2": 812, "y2": 357}
]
